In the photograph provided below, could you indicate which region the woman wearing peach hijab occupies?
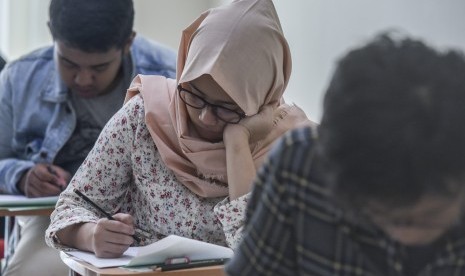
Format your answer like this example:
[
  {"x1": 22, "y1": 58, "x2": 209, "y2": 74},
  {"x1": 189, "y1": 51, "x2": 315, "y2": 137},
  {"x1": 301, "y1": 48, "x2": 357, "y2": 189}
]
[{"x1": 46, "y1": 0, "x2": 311, "y2": 257}]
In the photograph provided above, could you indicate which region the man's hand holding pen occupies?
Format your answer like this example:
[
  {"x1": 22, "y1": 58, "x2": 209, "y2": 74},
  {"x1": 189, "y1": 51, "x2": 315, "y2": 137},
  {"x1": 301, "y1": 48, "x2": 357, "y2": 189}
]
[{"x1": 17, "y1": 163, "x2": 70, "y2": 197}]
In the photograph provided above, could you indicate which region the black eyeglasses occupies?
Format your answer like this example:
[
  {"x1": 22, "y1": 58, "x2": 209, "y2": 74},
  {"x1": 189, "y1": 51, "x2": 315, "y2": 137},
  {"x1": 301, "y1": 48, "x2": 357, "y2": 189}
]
[{"x1": 177, "y1": 84, "x2": 246, "y2": 124}]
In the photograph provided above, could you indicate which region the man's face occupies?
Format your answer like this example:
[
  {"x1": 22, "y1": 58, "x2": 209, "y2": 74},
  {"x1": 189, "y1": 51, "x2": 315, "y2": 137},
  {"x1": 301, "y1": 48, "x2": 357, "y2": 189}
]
[
  {"x1": 366, "y1": 193, "x2": 465, "y2": 246},
  {"x1": 55, "y1": 41, "x2": 125, "y2": 98}
]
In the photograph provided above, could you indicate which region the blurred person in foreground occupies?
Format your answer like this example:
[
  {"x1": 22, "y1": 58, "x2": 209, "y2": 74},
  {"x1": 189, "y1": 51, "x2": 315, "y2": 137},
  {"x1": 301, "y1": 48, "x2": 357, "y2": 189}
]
[{"x1": 227, "y1": 33, "x2": 465, "y2": 276}]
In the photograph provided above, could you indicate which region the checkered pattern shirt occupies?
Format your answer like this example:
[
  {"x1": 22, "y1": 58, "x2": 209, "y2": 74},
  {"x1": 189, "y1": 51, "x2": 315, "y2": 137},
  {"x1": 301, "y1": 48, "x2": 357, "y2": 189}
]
[{"x1": 225, "y1": 126, "x2": 465, "y2": 276}]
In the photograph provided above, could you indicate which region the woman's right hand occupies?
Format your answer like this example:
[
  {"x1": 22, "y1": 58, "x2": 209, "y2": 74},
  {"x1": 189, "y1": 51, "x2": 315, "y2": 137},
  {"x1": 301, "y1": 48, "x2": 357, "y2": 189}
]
[
  {"x1": 57, "y1": 213, "x2": 137, "y2": 258},
  {"x1": 90, "y1": 213, "x2": 137, "y2": 258}
]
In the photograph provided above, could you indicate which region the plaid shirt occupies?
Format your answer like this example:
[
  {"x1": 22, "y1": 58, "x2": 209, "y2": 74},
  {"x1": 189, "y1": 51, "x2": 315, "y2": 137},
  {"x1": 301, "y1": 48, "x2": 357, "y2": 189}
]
[{"x1": 226, "y1": 126, "x2": 465, "y2": 276}]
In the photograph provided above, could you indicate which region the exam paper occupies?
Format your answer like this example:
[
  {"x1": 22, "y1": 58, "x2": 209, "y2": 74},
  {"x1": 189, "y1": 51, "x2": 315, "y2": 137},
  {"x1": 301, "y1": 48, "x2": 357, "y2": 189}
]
[
  {"x1": 66, "y1": 235, "x2": 234, "y2": 268},
  {"x1": 67, "y1": 248, "x2": 137, "y2": 268}
]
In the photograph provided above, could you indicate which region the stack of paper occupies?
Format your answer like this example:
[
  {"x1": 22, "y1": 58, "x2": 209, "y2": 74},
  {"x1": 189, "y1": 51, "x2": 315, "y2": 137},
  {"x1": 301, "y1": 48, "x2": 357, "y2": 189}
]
[{"x1": 66, "y1": 234, "x2": 234, "y2": 268}]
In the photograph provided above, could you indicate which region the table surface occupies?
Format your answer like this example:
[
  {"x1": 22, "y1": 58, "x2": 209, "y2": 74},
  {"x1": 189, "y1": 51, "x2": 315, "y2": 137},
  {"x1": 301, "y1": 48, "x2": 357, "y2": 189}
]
[
  {"x1": 0, "y1": 206, "x2": 54, "y2": 216},
  {"x1": 60, "y1": 251, "x2": 226, "y2": 276},
  {"x1": 0, "y1": 194, "x2": 56, "y2": 216}
]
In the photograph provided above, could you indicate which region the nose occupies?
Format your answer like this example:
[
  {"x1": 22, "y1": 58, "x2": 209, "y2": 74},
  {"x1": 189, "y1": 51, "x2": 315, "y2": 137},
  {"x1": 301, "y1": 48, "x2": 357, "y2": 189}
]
[
  {"x1": 74, "y1": 69, "x2": 93, "y2": 86},
  {"x1": 198, "y1": 106, "x2": 218, "y2": 126}
]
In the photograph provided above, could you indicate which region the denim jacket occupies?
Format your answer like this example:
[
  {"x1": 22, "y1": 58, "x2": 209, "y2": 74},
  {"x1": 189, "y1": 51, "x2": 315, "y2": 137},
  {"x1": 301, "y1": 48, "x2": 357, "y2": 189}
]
[{"x1": 0, "y1": 36, "x2": 176, "y2": 194}]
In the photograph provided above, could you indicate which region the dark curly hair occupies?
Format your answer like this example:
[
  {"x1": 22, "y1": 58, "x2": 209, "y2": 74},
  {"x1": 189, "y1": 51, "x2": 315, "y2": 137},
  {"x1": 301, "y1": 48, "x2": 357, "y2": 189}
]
[{"x1": 317, "y1": 32, "x2": 465, "y2": 210}]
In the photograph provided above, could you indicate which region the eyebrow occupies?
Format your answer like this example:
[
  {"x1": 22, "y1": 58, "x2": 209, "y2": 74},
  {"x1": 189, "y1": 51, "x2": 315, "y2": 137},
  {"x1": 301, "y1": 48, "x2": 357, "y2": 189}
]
[
  {"x1": 189, "y1": 82, "x2": 237, "y2": 106},
  {"x1": 58, "y1": 54, "x2": 115, "y2": 69}
]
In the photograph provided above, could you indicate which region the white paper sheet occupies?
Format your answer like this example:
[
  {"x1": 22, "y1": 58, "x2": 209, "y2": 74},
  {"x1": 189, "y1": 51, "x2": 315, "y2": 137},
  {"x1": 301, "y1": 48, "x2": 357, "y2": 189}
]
[
  {"x1": 67, "y1": 248, "x2": 137, "y2": 268},
  {"x1": 66, "y1": 235, "x2": 234, "y2": 268}
]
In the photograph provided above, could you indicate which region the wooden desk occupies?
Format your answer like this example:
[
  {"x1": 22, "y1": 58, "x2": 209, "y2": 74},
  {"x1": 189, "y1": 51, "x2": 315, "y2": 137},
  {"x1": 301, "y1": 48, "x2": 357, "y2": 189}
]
[
  {"x1": 60, "y1": 252, "x2": 226, "y2": 276},
  {"x1": 0, "y1": 206, "x2": 54, "y2": 217}
]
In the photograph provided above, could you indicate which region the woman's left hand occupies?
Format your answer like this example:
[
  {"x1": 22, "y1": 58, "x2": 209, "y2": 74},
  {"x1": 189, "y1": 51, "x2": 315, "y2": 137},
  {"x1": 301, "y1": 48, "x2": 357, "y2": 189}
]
[
  {"x1": 223, "y1": 104, "x2": 276, "y2": 200},
  {"x1": 224, "y1": 104, "x2": 275, "y2": 144}
]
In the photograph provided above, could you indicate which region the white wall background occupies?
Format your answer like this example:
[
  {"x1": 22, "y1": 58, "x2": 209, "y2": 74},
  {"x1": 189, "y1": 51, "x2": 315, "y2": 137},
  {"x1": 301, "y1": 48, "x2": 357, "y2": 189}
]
[
  {"x1": 273, "y1": 0, "x2": 465, "y2": 121},
  {"x1": 1, "y1": 0, "x2": 465, "y2": 122},
  {"x1": 0, "y1": 0, "x2": 219, "y2": 57}
]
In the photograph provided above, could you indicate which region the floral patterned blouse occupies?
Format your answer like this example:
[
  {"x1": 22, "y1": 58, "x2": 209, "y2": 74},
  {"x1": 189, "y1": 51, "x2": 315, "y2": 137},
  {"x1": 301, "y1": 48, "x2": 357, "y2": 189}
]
[{"x1": 45, "y1": 95, "x2": 248, "y2": 251}]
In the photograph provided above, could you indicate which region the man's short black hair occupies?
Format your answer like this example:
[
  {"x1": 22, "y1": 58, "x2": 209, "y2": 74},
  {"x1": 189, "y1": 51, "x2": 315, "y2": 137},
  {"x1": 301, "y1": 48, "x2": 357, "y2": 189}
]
[
  {"x1": 49, "y1": 0, "x2": 134, "y2": 52},
  {"x1": 317, "y1": 32, "x2": 465, "y2": 210}
]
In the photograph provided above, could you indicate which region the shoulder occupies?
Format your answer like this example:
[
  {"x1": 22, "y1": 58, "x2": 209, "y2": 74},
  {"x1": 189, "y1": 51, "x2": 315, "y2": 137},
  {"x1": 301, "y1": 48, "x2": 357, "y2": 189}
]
[
  {"x1": 264, "y1": 125, "x2": 326, "y2": 196},
  {"x1": 0, "y1": 45, "x2": 55, "y2": 96},
  {"x1": 131, "y1": 36, "x2": 176, "y2": 77},
  {"x1": 285, "y1": 125, "x2": 315, "y2": 145},
  {"x1": 104, "y1": 94, "x2": 146, "y2": 136},
  {"x1": 121, "y1": 94, "x2": 146, "y2": 124},
  {"x1": 101, "y1": 94, "x2": 154, "y2": 149},
  {"x1": 1, "y1": 45, "x2": 54, "y2": 81},
  {"x1": 269, "y1": 126, "x2": 316, "y2": 165},
  {"x1": 5, "y1": 45, "x2": 54, "y2": 70}
]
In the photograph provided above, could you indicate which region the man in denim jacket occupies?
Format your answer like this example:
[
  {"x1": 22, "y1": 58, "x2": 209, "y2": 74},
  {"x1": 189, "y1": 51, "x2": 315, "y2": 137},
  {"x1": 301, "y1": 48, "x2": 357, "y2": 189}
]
[{"x1": 0, "y1": 0, "x2": 176, "y2": 275}]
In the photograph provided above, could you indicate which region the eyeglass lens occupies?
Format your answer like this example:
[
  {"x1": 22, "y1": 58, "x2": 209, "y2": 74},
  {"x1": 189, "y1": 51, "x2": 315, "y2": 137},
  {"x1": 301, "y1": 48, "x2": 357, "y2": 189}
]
[{"x1": 178, "y1": 86, "x2": 243, "y2": 123}]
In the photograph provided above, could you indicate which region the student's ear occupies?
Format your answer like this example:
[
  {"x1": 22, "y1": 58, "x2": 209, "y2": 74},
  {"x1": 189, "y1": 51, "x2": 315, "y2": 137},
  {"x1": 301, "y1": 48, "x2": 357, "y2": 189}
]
[
  {"x1": 123, "y1": 31, "x2": 136, "y2": 55},
  {"x1": 47, "y1": 21, "x2": 55, "y2": 39}
]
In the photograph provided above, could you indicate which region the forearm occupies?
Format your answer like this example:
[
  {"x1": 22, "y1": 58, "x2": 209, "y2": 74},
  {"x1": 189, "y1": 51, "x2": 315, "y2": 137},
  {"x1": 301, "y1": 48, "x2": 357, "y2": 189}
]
[
  {"x1": 224, "y1": 130, "x2": 256, "y2": 201},
  {"x1": 0, "y1": 159, "x2": 34, "y2": 194},
  {"x1": 56, "y1": 222, "x2": 96, "y2": 252},
  {"x1": 0, "y1": 73, "x2": 27, "y2": 194}
]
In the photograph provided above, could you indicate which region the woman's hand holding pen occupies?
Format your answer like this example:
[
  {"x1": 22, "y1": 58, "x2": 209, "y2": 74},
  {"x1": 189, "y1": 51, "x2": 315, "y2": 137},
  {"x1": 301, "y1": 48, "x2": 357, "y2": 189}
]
[
  {"x1": 90, "y1": 213, "x2": 137, "y2": 258},
  {"x1": 17, "y1": 163, "x2": 70, "y2": 197},
  {"x1": 55, "y1": 213, "x2": 142, "y2": 258}
]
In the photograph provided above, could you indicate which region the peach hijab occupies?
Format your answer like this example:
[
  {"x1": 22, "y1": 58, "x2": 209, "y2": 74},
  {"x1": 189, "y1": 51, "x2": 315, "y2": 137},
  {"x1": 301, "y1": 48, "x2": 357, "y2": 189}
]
[{"x1": 125, "y1": 0, "x2": 309, "y2": 197}]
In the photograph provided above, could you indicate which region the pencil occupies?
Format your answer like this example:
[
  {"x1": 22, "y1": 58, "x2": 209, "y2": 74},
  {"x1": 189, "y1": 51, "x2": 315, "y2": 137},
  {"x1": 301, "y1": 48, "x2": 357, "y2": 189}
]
[{"x1": 73, "y1": 189, "x2": 142, "y2": 243}]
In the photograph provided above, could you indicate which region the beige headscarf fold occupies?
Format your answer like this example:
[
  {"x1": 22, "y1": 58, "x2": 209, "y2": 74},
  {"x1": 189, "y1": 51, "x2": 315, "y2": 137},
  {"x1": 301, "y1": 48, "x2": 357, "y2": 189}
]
[{"x1": 125, "y1": 0, "x2": 310, "y2": 198}]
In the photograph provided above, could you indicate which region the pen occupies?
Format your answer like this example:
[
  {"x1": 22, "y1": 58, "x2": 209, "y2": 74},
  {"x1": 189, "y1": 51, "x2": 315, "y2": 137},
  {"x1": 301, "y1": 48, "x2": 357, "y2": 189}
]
[
  {"x1": 73, "y1": 189, "x2": 142, "y2": 243},
  {"x1": 160, "y1": 258, "x2": 229, "y2": 272}
]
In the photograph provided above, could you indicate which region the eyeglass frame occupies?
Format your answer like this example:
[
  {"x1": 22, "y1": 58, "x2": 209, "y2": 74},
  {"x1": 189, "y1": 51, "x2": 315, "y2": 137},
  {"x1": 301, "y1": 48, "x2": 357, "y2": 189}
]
[{"x1": 177, "y1": 84, "x2": 246, "y2": 124}]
